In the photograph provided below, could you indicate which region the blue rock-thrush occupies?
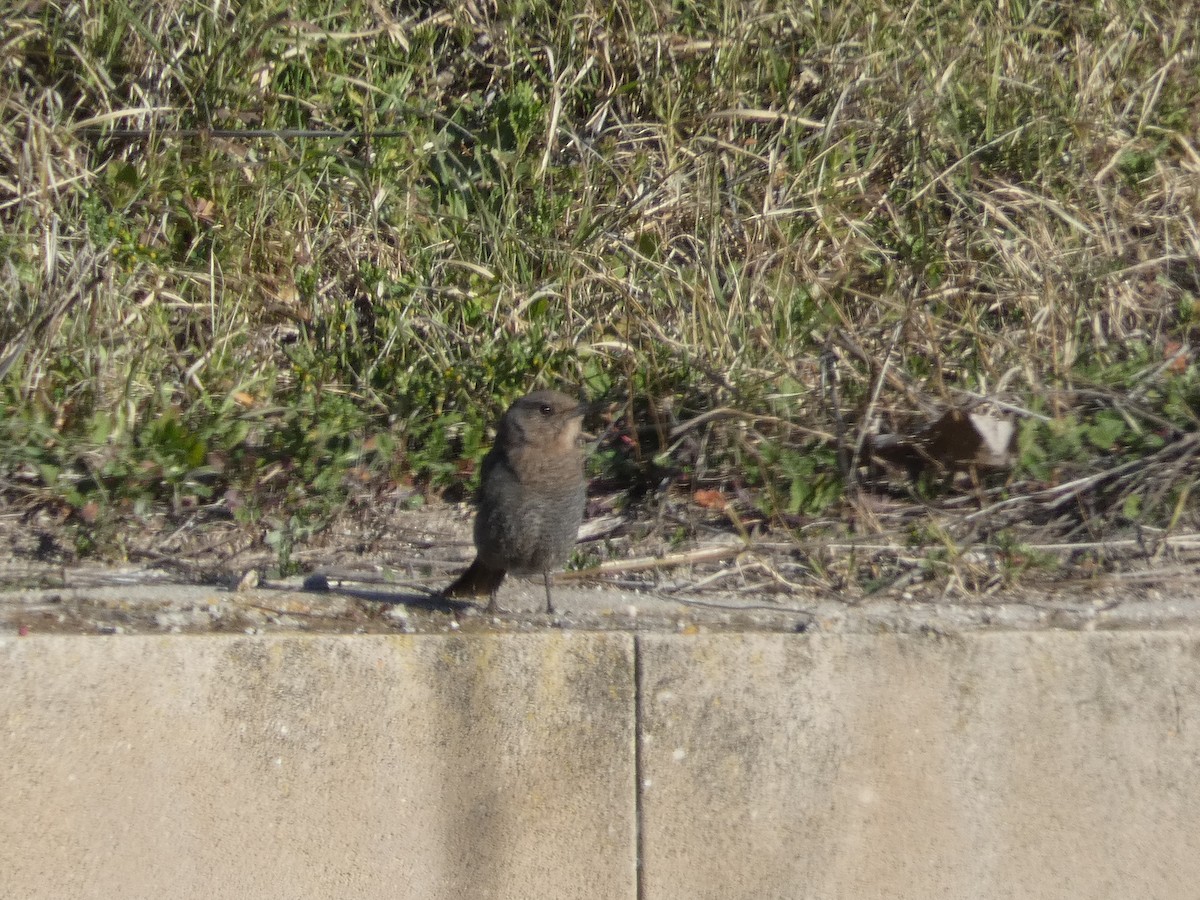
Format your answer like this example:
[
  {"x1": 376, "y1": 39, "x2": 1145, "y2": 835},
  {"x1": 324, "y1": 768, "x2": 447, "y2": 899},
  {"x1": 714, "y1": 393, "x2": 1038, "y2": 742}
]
[{"x1": 443, "y1": 390, "x2": 587, "y2": 613}]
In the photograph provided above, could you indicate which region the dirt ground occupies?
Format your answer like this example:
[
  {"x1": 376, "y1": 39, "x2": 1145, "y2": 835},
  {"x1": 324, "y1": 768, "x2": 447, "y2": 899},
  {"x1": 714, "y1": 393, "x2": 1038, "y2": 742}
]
[{"x1": 2, "y1": 495, "x2": 1199, "y2": 636}]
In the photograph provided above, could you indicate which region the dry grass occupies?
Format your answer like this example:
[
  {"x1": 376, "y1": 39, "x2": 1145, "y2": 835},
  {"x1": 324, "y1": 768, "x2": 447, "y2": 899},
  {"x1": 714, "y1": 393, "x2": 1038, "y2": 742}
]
[{"x1": 2, "y1": 0, "x2": 1199, "y2": 587}]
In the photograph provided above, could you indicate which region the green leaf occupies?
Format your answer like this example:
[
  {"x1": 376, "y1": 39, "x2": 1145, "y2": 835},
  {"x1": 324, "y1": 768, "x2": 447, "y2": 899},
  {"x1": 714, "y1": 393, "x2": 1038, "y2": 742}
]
[
  {"x1": 1086, "y1": 414, "x2": 1125, "y2": 451},
  {"x1": 90, "y1": 411, "x2": 114, "y2": 444}
]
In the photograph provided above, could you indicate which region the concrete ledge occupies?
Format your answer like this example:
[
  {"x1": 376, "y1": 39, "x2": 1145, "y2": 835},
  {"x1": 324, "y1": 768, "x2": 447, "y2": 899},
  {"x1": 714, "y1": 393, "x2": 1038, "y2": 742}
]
[
  {"x1": 1, "y1": 634, "x2": 636, "y2": 900},
  {"x1": 4, "y1": 630, "x2": 1199, "y2": 898}
]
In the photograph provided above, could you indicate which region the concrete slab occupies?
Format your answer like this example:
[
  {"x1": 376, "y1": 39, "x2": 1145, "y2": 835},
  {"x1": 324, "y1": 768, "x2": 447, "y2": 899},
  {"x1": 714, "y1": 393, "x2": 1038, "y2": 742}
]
[
  {"x1": 638, "y1": 632, "x2": 1200, "y2": 900},
  {"x1": 0, "y1": 634, "x2": 636, "y2": 900}
]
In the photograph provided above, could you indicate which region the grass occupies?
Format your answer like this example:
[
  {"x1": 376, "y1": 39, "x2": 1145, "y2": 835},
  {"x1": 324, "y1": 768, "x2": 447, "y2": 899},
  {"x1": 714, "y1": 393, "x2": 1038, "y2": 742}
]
[{"x1": 2, "y1": 0, "x2": 1199, "y2": 586}]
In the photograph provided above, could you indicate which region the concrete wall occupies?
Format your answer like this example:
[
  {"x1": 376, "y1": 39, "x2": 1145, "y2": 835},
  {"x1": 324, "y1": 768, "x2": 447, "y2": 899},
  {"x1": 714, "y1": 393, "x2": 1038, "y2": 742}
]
[
  {"x1": 3, "y1": 631, "x2": 1198, "y2": 898},
  {"x1": 1, "y1": 634, "x2": 636, "y2": 900}
]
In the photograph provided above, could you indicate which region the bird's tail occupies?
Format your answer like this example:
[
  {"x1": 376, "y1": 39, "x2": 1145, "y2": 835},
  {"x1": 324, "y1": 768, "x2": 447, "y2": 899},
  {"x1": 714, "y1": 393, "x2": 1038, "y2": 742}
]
[{"x1": 442, "y1": 557, "x2": 506, "y2": 598}]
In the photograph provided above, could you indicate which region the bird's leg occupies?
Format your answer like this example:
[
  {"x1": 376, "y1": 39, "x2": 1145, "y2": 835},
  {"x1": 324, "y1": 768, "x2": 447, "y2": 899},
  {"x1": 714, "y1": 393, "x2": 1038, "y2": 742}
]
[
  {"x1": 485, "y1": 590, "x2": 498, "y2": 614},
  {"x1": 543, "y1": 571, "x2": 555, "y2": 615}
]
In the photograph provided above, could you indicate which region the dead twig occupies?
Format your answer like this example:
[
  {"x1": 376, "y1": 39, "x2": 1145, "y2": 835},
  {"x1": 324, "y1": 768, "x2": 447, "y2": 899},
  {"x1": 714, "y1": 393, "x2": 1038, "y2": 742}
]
[{"x1": 558, "y1": 543, "x2": 748, "y2": 580}]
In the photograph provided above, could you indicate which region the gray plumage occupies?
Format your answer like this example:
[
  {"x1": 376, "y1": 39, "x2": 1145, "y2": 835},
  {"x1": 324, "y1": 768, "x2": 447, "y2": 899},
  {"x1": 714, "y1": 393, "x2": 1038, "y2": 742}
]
[{"x1": 444, "y1": 390, "x2": 587, "y2": 613}]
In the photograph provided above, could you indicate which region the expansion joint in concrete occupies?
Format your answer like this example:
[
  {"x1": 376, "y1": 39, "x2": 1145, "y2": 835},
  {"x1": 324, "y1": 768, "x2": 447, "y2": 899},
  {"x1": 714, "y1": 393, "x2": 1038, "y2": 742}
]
[{"x1": 633, "y1": 634, "x2": 646, "y2": 900}]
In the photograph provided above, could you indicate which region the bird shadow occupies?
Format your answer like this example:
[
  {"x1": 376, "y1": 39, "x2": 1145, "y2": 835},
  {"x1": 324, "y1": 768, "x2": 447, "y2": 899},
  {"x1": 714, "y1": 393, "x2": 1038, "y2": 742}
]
[{"x1": 296, "y1": 573, "x2": 474, "y2": 614}]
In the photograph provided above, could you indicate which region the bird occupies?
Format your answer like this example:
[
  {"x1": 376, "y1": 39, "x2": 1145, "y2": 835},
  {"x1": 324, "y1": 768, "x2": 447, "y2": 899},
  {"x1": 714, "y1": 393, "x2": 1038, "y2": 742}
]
[{"x1": 443, "y1": 389, "x2": 588, "y2": 614}]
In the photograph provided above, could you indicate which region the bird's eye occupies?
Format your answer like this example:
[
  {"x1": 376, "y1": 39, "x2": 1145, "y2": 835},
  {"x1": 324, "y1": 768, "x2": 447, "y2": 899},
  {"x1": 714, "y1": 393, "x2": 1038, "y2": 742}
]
[{"x1": 539, "y1": 403, "x2": 553, "y2": 416}]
